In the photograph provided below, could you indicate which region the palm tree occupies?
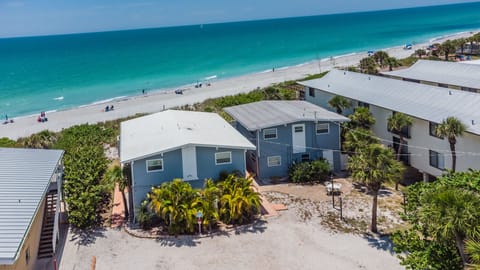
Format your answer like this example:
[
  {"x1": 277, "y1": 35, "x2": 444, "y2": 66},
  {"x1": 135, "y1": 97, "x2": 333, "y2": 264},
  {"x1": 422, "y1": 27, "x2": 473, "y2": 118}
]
[
  {"x1": 104, "y1": 165, "x2": 129, "y2": 219},
  {"x1": 415, "y1": 49, "x2": 427, "y2": 59},
  {"x1": 421, "y1": 188, "x2": 480, "y2": 268},
  {"x1": 466, "y1": 236, "x2": 480, "y2": 269},
  {"x1": 348, "y1": 107, "x2": 376, "y2": 130},
  {"x1": 359, "y1": 57, "x2": 377, "y2": 74},
  {"x1": 385, "y1": 57, "x2": 400, "y2": 71},
  {"x1": 343, "y1": 128, "x2": 379, "y2": 156},
  {"x1": 387, "y1": 113, "x2": 412, "y2": 190},
  {"x1": 435, "y1": 117, "x2": 467, "y2": 172},
  {"x1": 328, "y1": 95, "x2": 351, "y2": 114},
  {"x1": 373, "y1": 51, "x2": 389, "y2": 67},
  {"x1": 348, "y1": 144, "x2": 404, "y2": 233},
  {"x1": 439, "y1": 40, "x2": 456, "y2": 61}
]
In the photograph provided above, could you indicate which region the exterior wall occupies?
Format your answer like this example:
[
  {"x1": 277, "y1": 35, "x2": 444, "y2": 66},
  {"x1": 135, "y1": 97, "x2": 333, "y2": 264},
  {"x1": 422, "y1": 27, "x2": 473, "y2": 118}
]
[
  {"x1": 0, "y1": 199, "x2": 45, "y2": 270},
  {"x1": 307, "y1": 87, "x2": 480, "y2": 178},
  {"x1": 131, "y1": 149, "x2": 184, "y2": 209},
  {"x1": 304, "y1": 86, "x2": 354, "y2": 116},
  {"x1": 130, "y1": 146, "x2": 247, "y2": 213},
  {"x1": 236, "y1": 119, "x2": 342, "y2": 180},
  {"x1": 196, "y1": 147, "x2": 246, "y2": 181}
]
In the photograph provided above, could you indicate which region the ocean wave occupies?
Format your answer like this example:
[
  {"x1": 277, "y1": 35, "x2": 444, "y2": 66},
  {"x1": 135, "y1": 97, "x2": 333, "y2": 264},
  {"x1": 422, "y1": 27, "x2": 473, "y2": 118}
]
[
  {"x1": 90, "y1": 96, "x2": 128, "y2": 105},
  {"x1": 429, "y1": 31, "x2": 470, "y2": 43},
  {"x1": 204, "y1": 75, "x2": 217, "y2": 80},
  {"x1": 53, "y1": 96, "x2": 64, "y2": 101}
]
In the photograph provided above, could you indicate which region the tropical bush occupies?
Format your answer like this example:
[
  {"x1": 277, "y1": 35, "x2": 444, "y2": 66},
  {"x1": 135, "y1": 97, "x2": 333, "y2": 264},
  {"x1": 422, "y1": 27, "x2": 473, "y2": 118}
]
[
  {"x1": 288, "y1": 159, "x2": 331, "y2": 183},
  {"x1": 54, "y1": 124, "x2": 113, "y2": 229},
  {"x1": 218, "y1": 175, "x2": 261, "y2": 225},
  {"x1": 0, "y1": 137, "x2": 16, "y2": 147},
  {"x1": 392, "y1": 170, "x2": 480, "y2": 269},
  {"x1": 145, "y1": 175, "x2": 261, "y2": 234}
]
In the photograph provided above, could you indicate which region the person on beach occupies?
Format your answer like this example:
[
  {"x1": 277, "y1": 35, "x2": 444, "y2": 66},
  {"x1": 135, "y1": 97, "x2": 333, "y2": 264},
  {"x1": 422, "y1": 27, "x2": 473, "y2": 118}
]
[{"x1": 110, "y1": 105, "x2": 114, "y2": 111}]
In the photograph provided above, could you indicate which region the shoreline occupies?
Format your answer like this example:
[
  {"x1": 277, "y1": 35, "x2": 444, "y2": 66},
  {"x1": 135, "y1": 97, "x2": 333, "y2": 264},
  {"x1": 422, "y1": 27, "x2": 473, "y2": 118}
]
[{"x1": 0, "y1": 30, "x2": 477, "y2": 140}]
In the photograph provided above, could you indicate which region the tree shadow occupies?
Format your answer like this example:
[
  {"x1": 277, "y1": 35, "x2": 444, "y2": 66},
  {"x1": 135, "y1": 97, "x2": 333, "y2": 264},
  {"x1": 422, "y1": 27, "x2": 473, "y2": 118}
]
[
  {"x1": 232, "y1": 219, "x2": 268, "y2": 235},
  {"x1": 377, "y1": 189, "x2": 393, "y2": 197},
  {"x1": 155, "y1": 235, "x2": 200, "y2": 247},
  {"x1": 362, "y1": 234, "x2": 395, "y2": 255},
  {"x1": 69, "y1": 226, "x2": 107, "y2": 246}
]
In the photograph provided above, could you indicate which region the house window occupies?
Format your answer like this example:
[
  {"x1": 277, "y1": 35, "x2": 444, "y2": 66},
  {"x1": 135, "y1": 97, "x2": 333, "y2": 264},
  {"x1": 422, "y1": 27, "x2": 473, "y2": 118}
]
[
  {"x1": 358, "y1": 101, "x2": 370, "y2": 109},
  {"x1": 146, "y1": 159, "x2": 163, "y2": 172},
  {"x1": 263, "y1": 128, "x2": 277, "y2": 139},
  {"x1": 316, "y1": 123, "x2": 329, "y2": 134},
  {"x1": 301, "y1": 153, "x2": 310, "y2": 162},
  {"x1": 294, "y1": 126, "x2": 304, "y2": 133},
  {"x1": 267, "y1": 156, "x2": 281, "y2": 167},
  {"x1": 429, "y1": 150, "x2": 444, "y2": 170},
  {"x1": 429, "y1": 122, "x2": 443, "y2": 139},
  {"x1": 308, "y1": 87, "x2": 315, "y2": 97},
  {"x1": 215, "y1": 152, "x2": 232, "y2": 165}
]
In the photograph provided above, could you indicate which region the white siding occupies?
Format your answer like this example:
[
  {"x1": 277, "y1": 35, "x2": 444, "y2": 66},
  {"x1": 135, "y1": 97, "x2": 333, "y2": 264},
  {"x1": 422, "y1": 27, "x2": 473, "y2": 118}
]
[{"x1": 360, "y1": 103, "x2": 480, "y2": 177}]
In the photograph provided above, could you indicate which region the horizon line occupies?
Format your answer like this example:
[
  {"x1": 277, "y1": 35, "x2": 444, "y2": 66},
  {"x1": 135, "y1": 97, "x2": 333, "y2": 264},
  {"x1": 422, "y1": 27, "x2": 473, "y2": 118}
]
[{"x1": 1, "y1": 1, "x2": 478, "y2": 39}]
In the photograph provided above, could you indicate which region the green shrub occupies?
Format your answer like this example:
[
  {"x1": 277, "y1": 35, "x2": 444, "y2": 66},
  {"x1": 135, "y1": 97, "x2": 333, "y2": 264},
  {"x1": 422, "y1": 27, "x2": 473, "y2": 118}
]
[
  {"x1": 136, "y1": 200, "x2": 155, "y2": 230},
  {"x1": 0, "y1": 137, "x2": 16, "y2": 147},
  {"x1": 289, "y1": 159, "x2": 331, "y2": 183}
]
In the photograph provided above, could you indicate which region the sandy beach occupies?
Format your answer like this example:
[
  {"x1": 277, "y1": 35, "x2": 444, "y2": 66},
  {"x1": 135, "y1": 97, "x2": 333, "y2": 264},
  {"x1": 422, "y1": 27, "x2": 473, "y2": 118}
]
[{"x1": 0, "y1": 31, "x2": 475, "y2": 140}]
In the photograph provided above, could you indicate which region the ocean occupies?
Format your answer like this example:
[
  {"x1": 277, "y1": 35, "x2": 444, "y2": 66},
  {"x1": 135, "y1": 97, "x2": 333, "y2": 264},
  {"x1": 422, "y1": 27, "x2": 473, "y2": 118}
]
[{"x1": 1, "y1": 2, "x2": 480, "y2": 118}]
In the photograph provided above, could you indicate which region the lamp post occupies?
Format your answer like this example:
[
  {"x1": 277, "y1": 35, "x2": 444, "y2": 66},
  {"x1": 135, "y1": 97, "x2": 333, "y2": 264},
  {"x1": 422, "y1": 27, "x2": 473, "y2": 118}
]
[{"x1": 330, "y1": 173, "x2": 335, "y2": 208}]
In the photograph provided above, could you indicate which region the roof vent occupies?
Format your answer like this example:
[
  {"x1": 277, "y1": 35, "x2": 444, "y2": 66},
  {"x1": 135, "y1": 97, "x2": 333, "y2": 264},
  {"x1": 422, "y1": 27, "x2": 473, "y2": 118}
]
[
  {"x1": 449, "y1": 90, "x2": 452, "y2": 95},
  {"x1": 344, "y1": 71, "x2": 346, "y2": 75},
  {"x1": 368, "y1": 77, "x2": 371, "y2": 80},
  {"x1": 472, "y1": 120, "x2": 475, "y2": 125},
  {"x1": 328, "y1": 84, "x2": 330, "y2": 88}
]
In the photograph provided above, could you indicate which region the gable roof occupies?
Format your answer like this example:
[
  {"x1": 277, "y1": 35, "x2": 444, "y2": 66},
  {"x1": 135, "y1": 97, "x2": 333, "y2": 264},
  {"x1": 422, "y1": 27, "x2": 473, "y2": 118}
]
[
  {"x1": 0, "y1": 148, "x2": 63, "y2": 264},
  {"x1": 120, "y1": 110, "x2": 255, "y2": 163},
  {"x1": 381, "y1": 60, "x2": 480, "y2": 90},
  {"x1": 299, "y1": 69, "x2": 480, "y2": 135},
  {"x1": 224, "y1": 100, "x2": 349, "y2": 131}
]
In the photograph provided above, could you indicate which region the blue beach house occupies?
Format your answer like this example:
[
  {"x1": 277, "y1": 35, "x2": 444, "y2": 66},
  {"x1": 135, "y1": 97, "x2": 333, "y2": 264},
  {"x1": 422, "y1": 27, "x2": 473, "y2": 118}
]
[
  {"x1": 119, "y1": 110, "x2": 255, "y2": 220},
  {"x1": 224, "y1": 101, "x2": 349, "y2": 180}
]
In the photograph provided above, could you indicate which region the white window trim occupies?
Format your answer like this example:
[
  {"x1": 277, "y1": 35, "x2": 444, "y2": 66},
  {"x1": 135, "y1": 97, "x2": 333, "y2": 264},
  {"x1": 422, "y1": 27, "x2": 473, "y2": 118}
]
[
  {"x1": 215, "y1": 151, "x2": 232, "y2": 165},
  {"x1": 316, "y1": 123, "x2": 330, "y2": 134},
  {"x1": 267, "y1": 156, "x2": 282, "y2": 167},
  {"x1": 263, "y1": 128, "x2": 278, "y2": 140},
  {"x1": 146, "y1": 158, "x2": 164, "y2": 172}
]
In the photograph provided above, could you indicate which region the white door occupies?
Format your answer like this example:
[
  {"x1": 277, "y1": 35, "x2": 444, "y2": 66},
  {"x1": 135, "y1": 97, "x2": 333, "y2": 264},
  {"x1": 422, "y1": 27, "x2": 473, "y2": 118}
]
[
  {"x1": 292, "y1": 124, "x2": 306, "y2": 154},
  {"x1": 323, "y1": 150, "x2": 334, "y2": 170},
  {"x1": 182, "y1": 146, "x2": 198, "y2": 180}
]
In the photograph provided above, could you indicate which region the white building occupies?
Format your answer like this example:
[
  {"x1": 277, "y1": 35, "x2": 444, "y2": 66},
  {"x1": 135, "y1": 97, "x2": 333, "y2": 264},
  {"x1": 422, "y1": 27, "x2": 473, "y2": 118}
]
[
  {"x1": 300, "y1": 69, "x2": 480, "y2": 181},
  {"x1": 381, "y1": 60, "x2": 480, "y2": 93}
]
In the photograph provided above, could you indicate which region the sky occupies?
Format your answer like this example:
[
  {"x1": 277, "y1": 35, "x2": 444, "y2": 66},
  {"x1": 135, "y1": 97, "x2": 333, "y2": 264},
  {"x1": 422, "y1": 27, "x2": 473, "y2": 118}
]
[{"x1": 0, "y1": 0, "x2": 477, "y2": 38}]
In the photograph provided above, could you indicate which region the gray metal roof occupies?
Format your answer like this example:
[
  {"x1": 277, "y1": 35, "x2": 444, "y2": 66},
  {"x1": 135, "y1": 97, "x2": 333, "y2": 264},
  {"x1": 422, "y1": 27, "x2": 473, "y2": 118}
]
[
  {"x1": 299, "y1": 69, "x2": 480, "y2": 135},
  {"x1": 0, "y1": 148, "x2": 63, "y2": 264},
  {"x1": 381, "y1": 60, "x2": 480, "y2": 90},
  {"x1": 120, "y1": 110, "x2": 255, "y2": 163},
  {"x1": 224, "y1": 100, "x2": 349, "y2": 131}
]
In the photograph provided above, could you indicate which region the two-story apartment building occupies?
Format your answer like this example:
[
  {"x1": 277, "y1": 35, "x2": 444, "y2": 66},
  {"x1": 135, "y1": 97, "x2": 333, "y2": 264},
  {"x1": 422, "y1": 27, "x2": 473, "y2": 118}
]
[
  {"x1": 300, "y1": 69, "x2": 480, "y2": 181},
  {"x1": 381, "y1": 60, "x2": 480, "y2": 93},
  {"x1": 0, "y1": 148, "x2": 64, "y2": 270},
  {"x1": 224, "y1": 101, "x2": 349, "y2": 180},
  {"x1": 120, "y1": 110, "x2": 255, "y2": 221}
]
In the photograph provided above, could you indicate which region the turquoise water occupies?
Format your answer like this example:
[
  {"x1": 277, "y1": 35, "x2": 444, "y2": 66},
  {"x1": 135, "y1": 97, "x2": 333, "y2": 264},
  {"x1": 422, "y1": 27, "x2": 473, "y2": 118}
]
[{"x1": 1, "y1": 2, "x2": 480, "y2": 117}]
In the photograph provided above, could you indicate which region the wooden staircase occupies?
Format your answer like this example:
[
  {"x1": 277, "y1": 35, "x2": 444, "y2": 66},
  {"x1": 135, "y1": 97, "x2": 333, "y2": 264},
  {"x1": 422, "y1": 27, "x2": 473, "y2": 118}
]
[{"x1": 38, "y1": 191, "x2": 57, "y2": 259}]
